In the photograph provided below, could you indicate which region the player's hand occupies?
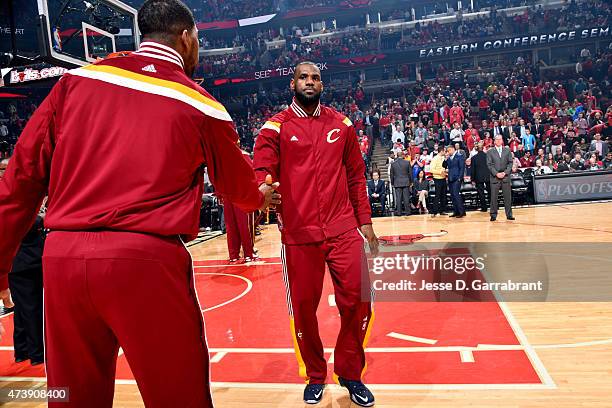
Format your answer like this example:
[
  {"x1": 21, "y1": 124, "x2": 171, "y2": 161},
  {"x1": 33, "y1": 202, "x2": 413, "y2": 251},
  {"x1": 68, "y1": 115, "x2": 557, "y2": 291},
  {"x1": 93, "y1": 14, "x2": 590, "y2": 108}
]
[
  {"x1": 0, "y1": 288, "x2": 13, "y2": 309},
  {"x1": 360, "y1": 224, "x2": 379, "y2": 257},
  {"x1": 259, "y1": 182, "x2": 281, "y2": 211}
]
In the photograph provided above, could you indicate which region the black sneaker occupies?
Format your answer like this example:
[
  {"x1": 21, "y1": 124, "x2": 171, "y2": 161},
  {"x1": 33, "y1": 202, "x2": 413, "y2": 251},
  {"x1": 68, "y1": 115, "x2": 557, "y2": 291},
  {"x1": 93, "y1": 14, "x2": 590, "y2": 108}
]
[
  {"x1": 338, "y1": 377, "x2": 375, "y2": 407},
  {"x1": 303, "y1": 383, "x2": 325, "y2": 404}
]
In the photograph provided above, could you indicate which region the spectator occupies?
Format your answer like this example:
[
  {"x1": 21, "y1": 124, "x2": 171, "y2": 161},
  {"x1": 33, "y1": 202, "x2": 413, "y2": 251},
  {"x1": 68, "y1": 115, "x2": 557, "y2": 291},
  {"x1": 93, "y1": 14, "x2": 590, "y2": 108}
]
[
  {"x1": 430, "y1": 146, "x2": 448, "y2": 217},
  {"x1": 521, "y1": 128, "x2": 536, "y2": 153},
  {"x1": 450, "y1": 122, "x2": 464, "y2": 147},
  {"x1": 570, "y1": 153, "x2": 585, "y2": 171},
  {"x1": 586, "y1": 154, "x2": 603, "y2": 171},
  {"x1": 367, "y1": 171, "x2": 386, "y2": 215},
  {"x1": 557, "y1": 154, "x2": 572, "y2": 172},
  {"x1": 449, "y1": 101, "x2": 465, "y2": 125},
  {"x1": 471, "y1": 143, "x2": 490, "y2": 212},
  {"x1": 447, "y1": 144, "x2": 466, "y2": 218},
  {"x1": 520, "y1": 151, "x2": 534, "y2": 168},
  {"x1": 534, "y1": 158, "x2": 552, "y2": 174},
  {"x1": 603, "y1": 152, "x2": 612, "y2": 169},
  {"x1": 392, "y1": 125, "x2": 405, "y2": 145},
  {"x1": 548, "y1": 124, "x2": 565, "y2": 157},
  {"x1": 590, "y1": 133, "x2": 609, "y2": 157},
  {"x1": 390, "y1": 150, "x2": 413, "y2": 216},
  {"x1": 413, "y1": 170, "x2": 430, "y2": 214}
]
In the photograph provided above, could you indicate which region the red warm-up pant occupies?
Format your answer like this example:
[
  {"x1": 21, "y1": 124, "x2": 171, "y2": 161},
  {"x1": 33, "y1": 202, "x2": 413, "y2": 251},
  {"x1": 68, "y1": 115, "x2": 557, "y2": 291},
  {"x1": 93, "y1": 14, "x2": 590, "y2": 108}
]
[
  {"x1": 42, "y1": 231, "x2": 213, "y2": 408},
  {"x1": 224, "y1": 201, "x2": 254, "y2": 259},
  {"x1": 281, "y1": 228, "x2": 373, "y2": 384}
]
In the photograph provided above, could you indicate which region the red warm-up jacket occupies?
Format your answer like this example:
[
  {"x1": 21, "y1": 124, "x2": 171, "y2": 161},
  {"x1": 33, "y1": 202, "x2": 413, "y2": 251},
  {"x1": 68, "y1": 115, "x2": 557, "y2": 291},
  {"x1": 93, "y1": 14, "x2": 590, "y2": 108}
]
[
  {"x1": 253, "y1": 98, "x2": 371, "y2": 245},
  {"x1": 0, "y1": 41, "x2": 263, "y2": 289}
]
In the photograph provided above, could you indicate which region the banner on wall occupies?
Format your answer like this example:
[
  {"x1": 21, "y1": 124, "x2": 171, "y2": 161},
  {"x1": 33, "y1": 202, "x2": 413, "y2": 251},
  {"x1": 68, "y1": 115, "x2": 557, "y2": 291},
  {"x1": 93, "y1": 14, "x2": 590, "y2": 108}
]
[
  {"x1": 213, "y1": 61, "x2": 330, "y2": 85},
  {"x1": 534, "y1": 171, "x2": 612, "y2": 204},
  {"x1": 418, "y1": 27, "x2": 610, "y2": 58}
]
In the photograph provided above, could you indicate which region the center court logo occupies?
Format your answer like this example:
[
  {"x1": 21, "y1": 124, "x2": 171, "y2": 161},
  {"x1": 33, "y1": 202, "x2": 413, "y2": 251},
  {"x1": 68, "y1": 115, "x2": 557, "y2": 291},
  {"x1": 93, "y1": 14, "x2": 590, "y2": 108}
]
[{"x1": 326, "y1": 128, "x2": 341, "y2": 143}]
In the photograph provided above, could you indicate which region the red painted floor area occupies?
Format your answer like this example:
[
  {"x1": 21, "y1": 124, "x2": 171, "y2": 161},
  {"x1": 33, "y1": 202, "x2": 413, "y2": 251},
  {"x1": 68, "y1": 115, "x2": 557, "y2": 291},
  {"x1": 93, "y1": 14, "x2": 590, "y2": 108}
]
[{"x1": 0, "y1": 256, "x2": 543, "y2": 386}]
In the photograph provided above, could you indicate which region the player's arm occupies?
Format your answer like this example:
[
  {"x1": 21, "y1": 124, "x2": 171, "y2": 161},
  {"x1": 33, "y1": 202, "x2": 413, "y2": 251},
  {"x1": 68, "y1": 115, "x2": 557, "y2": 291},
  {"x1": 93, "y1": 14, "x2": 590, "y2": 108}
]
[
  {"x1": 343, "y1": 122, "x2": 372, "y2": 227},
  {"x1": 0, "y1": 80, "x2": 62, "y2": 290},
  {"x1": 253, "y1": 121, "x2": 281, "y2": 186},
  {"x1": 201, "y1": 116, "x2": 264, "y2": 212},
  {"x1": 343, "y1": 122, "x2": 379, "y2": 255}
]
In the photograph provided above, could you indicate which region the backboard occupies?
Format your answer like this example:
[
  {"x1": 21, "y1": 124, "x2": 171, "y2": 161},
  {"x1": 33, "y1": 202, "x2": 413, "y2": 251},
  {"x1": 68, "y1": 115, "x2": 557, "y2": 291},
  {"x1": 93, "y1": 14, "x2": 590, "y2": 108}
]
[{"x1": 37, "y1": 0, "x2": 139, "y2": 67}]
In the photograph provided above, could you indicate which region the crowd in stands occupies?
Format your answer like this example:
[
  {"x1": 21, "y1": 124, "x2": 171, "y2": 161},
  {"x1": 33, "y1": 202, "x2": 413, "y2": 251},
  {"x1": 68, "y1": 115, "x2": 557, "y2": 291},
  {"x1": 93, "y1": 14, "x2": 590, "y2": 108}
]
[
  {"x1": 225, "y1": 49, "x2": 610, "y2": 183},
  {"x1": 198, "y1": 0, "x2": 611, "y2": 78},
  {"x1": 3, "y1": 49, "x2": 610, "y2": 181},
  {"x1": 0, "y1": 100, "x2": 39, "y2": 159},
  {"x1": 197, "y1": 0, "x2": 371, "y2": 22},
  {"x1": 288, "y1": 0, "x2": 340, "y2": 8},
  {"x1": 200, "y1": 0, "x2": 277, "y2": 22}
]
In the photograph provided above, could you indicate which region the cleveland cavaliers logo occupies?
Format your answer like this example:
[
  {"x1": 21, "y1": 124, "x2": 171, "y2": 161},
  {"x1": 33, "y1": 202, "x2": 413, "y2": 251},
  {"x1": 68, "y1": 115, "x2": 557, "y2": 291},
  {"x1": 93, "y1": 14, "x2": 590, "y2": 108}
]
[{"x1": 326, "y1": 128, "x2": 341, "y2": 143}]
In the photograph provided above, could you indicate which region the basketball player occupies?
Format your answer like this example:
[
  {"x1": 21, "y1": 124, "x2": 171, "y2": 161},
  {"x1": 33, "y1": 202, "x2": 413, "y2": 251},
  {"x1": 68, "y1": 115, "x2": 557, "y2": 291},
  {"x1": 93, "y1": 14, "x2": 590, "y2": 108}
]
[
  {"x1": 0, "y1": 1, "x2": 279, "y2": 407},
  {"x1": 224, "y1": 147, "x2": 258, "y2": 262},
  {"x1": 254, "y1": 62, "x2": 378, "y2": 407}
]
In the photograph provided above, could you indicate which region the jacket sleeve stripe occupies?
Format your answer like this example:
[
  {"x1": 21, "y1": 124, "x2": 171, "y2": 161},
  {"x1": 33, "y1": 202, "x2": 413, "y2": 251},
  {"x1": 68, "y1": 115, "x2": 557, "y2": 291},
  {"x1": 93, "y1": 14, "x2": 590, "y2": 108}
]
[
  {"x1": 261, "y1": 121, "x2": 281, "y2": 133},
  {"x1": 342, "y1": 117, "x2": 353, "y2": 127},
  {"x1": 70, "y1": 65, "x2": 233, "y2": 122}
]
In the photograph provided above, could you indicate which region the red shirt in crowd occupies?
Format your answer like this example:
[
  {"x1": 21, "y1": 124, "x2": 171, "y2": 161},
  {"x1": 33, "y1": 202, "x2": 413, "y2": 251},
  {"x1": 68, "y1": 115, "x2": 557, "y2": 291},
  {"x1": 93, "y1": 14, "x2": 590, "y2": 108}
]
[
  {"x1": 450, "y1": 106, "x2": 464, "y2": 124},
  {"x1": 520, "y1": 155, "x2": 534, "y2": 167},
  {"x1": 522, "y1": 88, "x2": 533, "y2": 104},
  {"x1": 466, "y1": 134, "x2": 481, "y2": 152}
]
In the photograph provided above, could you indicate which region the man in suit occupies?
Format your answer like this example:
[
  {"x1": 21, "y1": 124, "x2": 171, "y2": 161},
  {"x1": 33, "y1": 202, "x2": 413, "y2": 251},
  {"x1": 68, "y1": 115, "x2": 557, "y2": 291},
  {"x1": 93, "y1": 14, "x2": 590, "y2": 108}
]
[
  {"x1": 471, "y1": 143, "x2": 490, "y2": 212},
  {"x1": 486, "y1": 135, "x2": 515, "y2": 221},
  {"x1": 589, "y1": 133, "x2": 609, "y2": 157},
  {"x1": 364, "y1": 110, "x2": 379, "y2": 142},
  {"x1": 367, "y1": 171, "x2": 386, "y2": 214},
  {"x1": 438, "y1": 123, "x2": 451, "y2": 146},
  {"x1": 446, "y1": 145, "x2": 466, "y2": 218},
  {"x1": 497, "y1": 120, "x2": 511, "y2": 144},
  {"x1": 492, "y1": 121, "x2": 504, "y2": 140},
  {"x1": 514, "y1": 119, "x2": 531, "y2": 143},
  {"x1": 390, "y1": 151, "x2": 413, "y2": 216},
  {"x1": 532, "y1": 118, "x2": 546, "y2": 141}
]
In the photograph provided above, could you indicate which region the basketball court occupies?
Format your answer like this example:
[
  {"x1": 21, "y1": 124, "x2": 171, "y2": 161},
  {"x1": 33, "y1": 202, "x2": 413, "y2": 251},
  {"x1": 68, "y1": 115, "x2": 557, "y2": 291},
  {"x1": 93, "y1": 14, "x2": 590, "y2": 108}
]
[
  {"x1": 1, "y1": 202, "x2": 611, "y2": 407},
  {"x1": 1, "y1": 2, "x2": 611, "y2": 404}
]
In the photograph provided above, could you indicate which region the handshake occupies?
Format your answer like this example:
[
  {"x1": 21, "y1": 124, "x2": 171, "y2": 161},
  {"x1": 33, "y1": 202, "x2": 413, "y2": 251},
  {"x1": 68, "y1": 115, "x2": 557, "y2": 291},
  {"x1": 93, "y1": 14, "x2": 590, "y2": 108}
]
[{"x1": 258, "y1": 174, "x2": 282, "y2": 211}]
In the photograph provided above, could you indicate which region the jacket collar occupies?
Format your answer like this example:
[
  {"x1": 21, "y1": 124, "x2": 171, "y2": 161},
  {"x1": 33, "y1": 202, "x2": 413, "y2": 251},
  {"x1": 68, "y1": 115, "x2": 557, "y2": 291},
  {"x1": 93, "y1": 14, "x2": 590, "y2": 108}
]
[
  {"x1": 134, "y1": 41, "x2": 185, "y2": 69},
  {"x1": 290, "y1": 97, "x2": 321, "y2": 118}
]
